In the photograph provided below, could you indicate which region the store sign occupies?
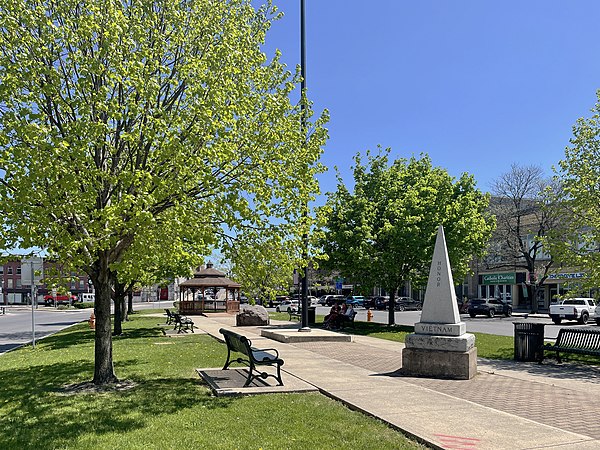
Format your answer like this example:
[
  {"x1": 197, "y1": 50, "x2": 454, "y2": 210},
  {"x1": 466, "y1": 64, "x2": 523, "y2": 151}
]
[
  {"x1": 547, "y1": 272, "x2": 586, "y2": 280},
  {"x1": 482, "y1": 273, "x2": 516, "y2": 285}
]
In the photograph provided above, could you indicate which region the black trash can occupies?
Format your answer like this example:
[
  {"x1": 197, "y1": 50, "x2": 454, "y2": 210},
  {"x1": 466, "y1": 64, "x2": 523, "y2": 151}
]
[
  {"x1": 514, "y1": 322, "x2": 545, "y2": 361},
  {"x1": 307, "y1": 307, "x2": 316, "y2": 325}
]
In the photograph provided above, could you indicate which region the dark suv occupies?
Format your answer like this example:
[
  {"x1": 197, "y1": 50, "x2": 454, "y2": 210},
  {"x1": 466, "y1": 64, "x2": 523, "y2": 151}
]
[
  {"x1": 468, "y1": 298, "x2": 512, "y2": 318},
  {"x1": 395, "y1": 297, "x2": 422, "y2": 311},
  {"x1": 325, "y1": 295, "x2": 345, "y2": 306},
  {"x1": 373, "y1": 296, "x2": 389, "y2": 310}
]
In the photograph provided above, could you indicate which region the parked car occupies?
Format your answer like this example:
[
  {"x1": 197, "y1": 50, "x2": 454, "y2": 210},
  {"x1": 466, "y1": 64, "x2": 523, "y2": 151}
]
[
  {"x1": 43, "y1": 294, "x2": 79, "y2": 306},
  {"x1": 268, "y1": 295, "x2": 289, "y2": 308},
  {"x1": 363, "y1": 296, "x2": 376, "y2": 309},
  {"x1": 325, "y1": 295, "x2": 345, "y2": 306},
  {"x1": 457, "y1": 298, "x2": 470, "y2": 314},
  {"x1": 468, "y1": 298, "x2": 512, "y2": 318},
  {"x1": 346, "y1": 296, "x2": 365, "y2": 307},
  {"x1": 549, "y1": 297, "x2": 596, "y2": 324},
  {"x1": 276, "y1": 300, "x2": 299, "y2": 313},
  {"x1": 79, "y1": 293, "x2": 95, "y2": 303},
  {"x1": 395, "y1": 297, "x2": 422, "y2": 311},
  {"x1": 373, "y1": 296, "x2": 390, "y2": 310},
  {"x1": 290, "y1": 295, "x2": 319, "y2": 306}
]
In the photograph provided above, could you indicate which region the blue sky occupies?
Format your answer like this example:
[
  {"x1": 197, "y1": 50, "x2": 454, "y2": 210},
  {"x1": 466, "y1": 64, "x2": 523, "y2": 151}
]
[{"x1": 262, "y1": 0, "x2": 600, "y2": 196}]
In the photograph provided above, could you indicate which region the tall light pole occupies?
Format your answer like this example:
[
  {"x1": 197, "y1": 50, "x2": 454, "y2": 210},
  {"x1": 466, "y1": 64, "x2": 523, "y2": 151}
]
[{"x1": 299, "y1": 0, "x2": 310, "y2": 331}]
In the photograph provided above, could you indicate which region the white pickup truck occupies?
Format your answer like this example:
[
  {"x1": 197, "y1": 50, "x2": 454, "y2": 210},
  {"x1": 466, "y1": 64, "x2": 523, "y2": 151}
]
[{"x1": 548, "y1": 298, "x2": 596, "y2": 325}]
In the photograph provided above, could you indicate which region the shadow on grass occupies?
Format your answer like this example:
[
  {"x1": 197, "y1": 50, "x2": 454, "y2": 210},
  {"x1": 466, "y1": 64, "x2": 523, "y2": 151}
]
[
  {"x1": 35, "y1": 325, "x2": 96, "y2": 351},
  {"x1": 0, "y1": 359, "x2": 233, "y2": 449},
  {"x1": 38, "y1": 318, "x2": 166, "y2": 352},
  {"x1": 113, "y1": 326, "x2": 165, "y2": 341}
]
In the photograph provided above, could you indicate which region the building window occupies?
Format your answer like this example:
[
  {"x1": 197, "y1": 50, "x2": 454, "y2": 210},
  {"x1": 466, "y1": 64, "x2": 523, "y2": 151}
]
[
  {"x1": 16, "y1": 279, "x2": 21, "y2": 288},
  {"x1": 7, "y1": 267, "x2": 13, "y2": 275},
  {"x1": 0, "y1": 266, "x2": 3, "y2": 274},
  {"x1": 7, "y1": 279, "x2": 13, "y2": 288},
  {"x1": 79, "y1": 280, "x2": 85, "y2": 289},
  {"x1": 16, "y1": 266, "x2": 21, "y2": 275}
]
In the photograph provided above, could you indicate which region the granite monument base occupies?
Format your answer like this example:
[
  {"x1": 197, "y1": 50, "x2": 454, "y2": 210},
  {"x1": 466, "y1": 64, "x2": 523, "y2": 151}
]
[{"x1": 401, "y1": 347, "x2": 477, "y2": 380}]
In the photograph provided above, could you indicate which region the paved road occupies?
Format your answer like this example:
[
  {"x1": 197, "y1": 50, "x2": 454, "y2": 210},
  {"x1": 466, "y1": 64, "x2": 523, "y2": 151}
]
[
  {"x1": 0, "y1": 307, "x2": 91, "y2": 353},
  {"x1": 0, "y1": 301, "x2": 167, "y2": 354}
]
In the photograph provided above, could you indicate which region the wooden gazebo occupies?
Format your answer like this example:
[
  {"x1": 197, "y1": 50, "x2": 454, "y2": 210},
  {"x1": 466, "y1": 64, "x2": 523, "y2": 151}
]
[{"x1": 178, "y1": 262, "x2": 241, "y2": 314}]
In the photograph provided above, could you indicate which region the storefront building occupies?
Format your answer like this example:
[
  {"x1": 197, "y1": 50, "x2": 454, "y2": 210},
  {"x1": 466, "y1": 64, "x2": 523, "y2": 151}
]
[
  {"x1": 469, "y1": 268, "x2": 594, "y2": 312},
  {"x1": 1, "y1": 259, "x2": 92, "y2": 305}
]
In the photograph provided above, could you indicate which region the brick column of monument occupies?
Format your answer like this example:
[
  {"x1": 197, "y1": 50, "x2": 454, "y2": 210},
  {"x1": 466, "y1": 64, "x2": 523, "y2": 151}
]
[{"x1": 401, "y1": 225, "x2": 477, "y2": 379}]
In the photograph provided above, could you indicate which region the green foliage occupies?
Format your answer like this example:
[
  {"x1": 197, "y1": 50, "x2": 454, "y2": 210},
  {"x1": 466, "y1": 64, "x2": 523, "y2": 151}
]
[
  {"x1": 548, "y1": 90, "x2": 600, "y2": 292},
  {"x1": 223, "y1": 232, "x2": 298, "y2": 302},
  {"x1": 72, "y1": 302, "x2": 95, "y2": 309},
  {"x1": 0, "y1": 0, "x2": 327, "y2": 381},
  {"x1": 321, "y1": 149, "x2": 494, "y2": 296},
  {"x1": 0, "y1": 316, "x2": 423, "y2": 449},
  {"x1": 0, "y1": 0, "x2": 326, "y2": 269}
]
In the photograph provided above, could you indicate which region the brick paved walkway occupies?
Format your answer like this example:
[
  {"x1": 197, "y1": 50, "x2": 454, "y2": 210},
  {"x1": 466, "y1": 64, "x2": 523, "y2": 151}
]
[{"x1": 293, "y1": 340, "x2": 600, "y2": 440}]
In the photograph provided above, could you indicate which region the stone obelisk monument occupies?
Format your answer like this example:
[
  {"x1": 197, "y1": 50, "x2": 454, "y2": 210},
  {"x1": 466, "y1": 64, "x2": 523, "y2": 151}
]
[{"x1": 402, "y1": 225, "x2": 477, "y2": 379}]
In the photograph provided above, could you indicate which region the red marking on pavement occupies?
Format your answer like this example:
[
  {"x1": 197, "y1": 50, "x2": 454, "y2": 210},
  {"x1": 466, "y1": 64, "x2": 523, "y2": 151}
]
[{"x1": 434, "y1": 434, "x2": 480, "y2": 449}]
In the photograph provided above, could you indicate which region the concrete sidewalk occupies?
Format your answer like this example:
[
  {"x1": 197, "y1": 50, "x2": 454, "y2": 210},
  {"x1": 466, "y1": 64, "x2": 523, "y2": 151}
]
[{"x1": 193, "y1": 313, "x2": 600, "y2": 450}]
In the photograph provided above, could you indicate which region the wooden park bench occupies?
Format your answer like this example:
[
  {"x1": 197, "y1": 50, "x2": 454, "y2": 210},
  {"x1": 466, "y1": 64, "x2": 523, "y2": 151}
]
[
  {"x1": 219, "y1": 328, "x2": 284, "y2": 387},
  {"x1": 289, "y1": 309, "x2": 301, "y2": 321},
  {"x1": 541, "y1": 328, "x2": 600, "y2": 363},
  {"x1": 164, "y1": 309, "x2": 176, "y2": 325},
  {"x1": 173, "y1": 313, "x2": 194, "y2": 333}
]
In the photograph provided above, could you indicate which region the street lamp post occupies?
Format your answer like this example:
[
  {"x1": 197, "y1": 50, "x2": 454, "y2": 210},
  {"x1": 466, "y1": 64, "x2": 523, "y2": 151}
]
[{"x1": 299, "y1": 0, "x2": 310, "y2": 332}]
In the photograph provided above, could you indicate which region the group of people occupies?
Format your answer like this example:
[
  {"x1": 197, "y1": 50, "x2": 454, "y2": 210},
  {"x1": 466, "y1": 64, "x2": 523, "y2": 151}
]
[{"x1": 323, "y1": 302, "x2": 356, "y2": 330}]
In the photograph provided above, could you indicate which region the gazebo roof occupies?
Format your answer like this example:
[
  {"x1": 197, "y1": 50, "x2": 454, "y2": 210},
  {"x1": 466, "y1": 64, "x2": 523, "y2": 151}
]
[{"x1": 179, "y1": 262, "x2": 241, "y2": 289}]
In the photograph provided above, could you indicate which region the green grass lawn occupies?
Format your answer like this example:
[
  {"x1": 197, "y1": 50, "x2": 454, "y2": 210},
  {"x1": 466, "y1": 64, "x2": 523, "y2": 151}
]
[
  {"x1": 0, "y1": 313, "x2": 426, "y2": 450},
  {"x1": 270, "y1": 312, "x2": 515, "y2": 360}
]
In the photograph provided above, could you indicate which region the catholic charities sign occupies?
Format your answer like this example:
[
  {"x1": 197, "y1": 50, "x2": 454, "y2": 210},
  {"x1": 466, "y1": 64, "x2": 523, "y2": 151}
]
[{"x1": 482, "y1": 273, "x2": 516, "y2": 285}]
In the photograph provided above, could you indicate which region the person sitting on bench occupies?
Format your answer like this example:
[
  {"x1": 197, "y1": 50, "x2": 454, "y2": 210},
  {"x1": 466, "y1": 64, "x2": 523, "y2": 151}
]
[
  {"x1": 339, "y1": 303, "x2": 355, "y2": 326},
  {"x1": 332, "y1": 303, "x2": 355, "y2": 329},
  {"x1": 323, "y1": 303, "x2": 341, "y2": 329}
]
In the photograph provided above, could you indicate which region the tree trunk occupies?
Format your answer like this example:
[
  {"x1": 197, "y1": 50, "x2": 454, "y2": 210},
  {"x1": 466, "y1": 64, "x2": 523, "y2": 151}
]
[
  {"x1": 531, "y1": 285, "x2": 539, "y2": 314},
  {"x1": 113, "y1": 279, "x2": 125, "y2": 335},
  {"x1": 92, "y1": 256, "x2": 118, "y2": 385},
  {"x1": 113, "y1": 297, "x2": 123, "y2": 335},
  {"x1": 127, "y1": 291, "x2": 134, "y2": 315},
  {"x1": 388, "y1": 290, "x2": 396, "y2": 326},
  {"x1": 121, "y1": 295, "x2": 128, "y2": 322}
]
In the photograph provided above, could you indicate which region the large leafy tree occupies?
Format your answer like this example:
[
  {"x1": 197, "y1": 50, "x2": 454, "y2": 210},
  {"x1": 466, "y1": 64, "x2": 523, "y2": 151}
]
[
  {"x1": 222, "y1": 206, "x2": 327, "y2": 303},
  {"x1": 487, "y1": 164, "x2": 563, "y2": 312},
  {"x1": 321, "y1": 151, "x2": 493, "y2": 325},
  {"x1": 546, "y1": 90, "x2": 600, "y2": 294},
  {"x1": 0, "y1": 0, "x2": 326, "y2": 384},
  {"x1": 222, "y1": 230, "x2": 297, "y2": 304}
]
